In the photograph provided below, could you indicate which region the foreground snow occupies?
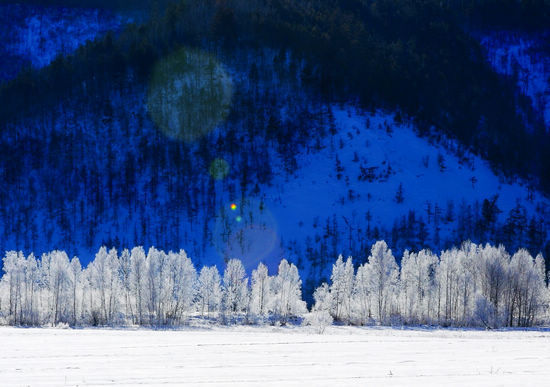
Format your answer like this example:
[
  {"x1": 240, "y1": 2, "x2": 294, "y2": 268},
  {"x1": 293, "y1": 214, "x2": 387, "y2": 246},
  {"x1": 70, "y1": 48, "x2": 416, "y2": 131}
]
[{"x1": 1, "y1": 326, "x2": 549, "y2": 386}]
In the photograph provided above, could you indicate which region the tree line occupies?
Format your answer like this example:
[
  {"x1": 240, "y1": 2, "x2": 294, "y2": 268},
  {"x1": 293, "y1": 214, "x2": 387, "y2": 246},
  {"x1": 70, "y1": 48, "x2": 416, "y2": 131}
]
[
  {"x1": 0, "y1": 247, "x2": 306, "y2": 326},
  {"x1": 315, "y1": 241, "x2": 548, "y2": 328},
  {"x1": 295, "y1": 199, "x2": 549, "y2": 301},
  {"x1": 1, "y1": 240, "x2": 547, "y2": 328}
]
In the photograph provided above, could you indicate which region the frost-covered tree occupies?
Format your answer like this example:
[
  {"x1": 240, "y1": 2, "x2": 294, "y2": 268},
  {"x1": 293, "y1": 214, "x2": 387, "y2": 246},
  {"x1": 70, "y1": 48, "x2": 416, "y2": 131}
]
[
  {"x1": 250, "y1": 262, "x2": 271, "y2": 317},
  {"x1": 41, "y1": 251, "x2": 71, "y2": 325},
  {"x1": 0, "y1": 242, "x2": 546, "y2": 328},
  {"x1": 88, "y1": 247, "x2": 120, "y2": 325},
  {"x1": 436, "y1": 248, "x2": 460, "y2": 325},
  {"x1": 508, "y1": 249, "x2": 547, "y2": 327},
  {"x1": 197, "y1": 266, "x2": 222, "y2": 317},
  {"x1": 353, "y1": 263, "x2": 371, "y2": 325},
  {"x1": 145, "y1": 247, "x2": 169, "y2": 324},
  {"x1": 2, "y1": 251, "x2": 26, "y2": 325},
  {"x1": 312, "y1": 282, "x2": 331, "y2": 312},
  {"x1": 303, "y1": 310, "x2": 333, "y2": 334},
  {"x1": 166, "y1": 250, "x2": 197, "y2": 323},
  {"x1": 364, "y1": 241, "x2": 399, "y2": 323},
  {"x1": 222, "y1": 259, "x2": 249, "y2": 317},
  {"x1": 21, "y1": 253, "x2": 39, "y2": 326},
  {"x1": 69, "y1": 256, "x2": 82, "y2": 325},
  {"x1": 400, "y1": 249, "x2": 437, "y2": 324},
  {"x1": 118, "y1": 249, "x2": 133, "y2": 323},
  {"x1": 130, "y1": 247, "x2": 147, "y2": 324},
  {"x1": 272, "y1": 259, "x2": 306, "y2": 323},
  {"x1": 476, "y1": 244, "x2": 509, "y2": 327},
  {"x1": 328, "y1": 255, "x2": 354, "y2": 323}
]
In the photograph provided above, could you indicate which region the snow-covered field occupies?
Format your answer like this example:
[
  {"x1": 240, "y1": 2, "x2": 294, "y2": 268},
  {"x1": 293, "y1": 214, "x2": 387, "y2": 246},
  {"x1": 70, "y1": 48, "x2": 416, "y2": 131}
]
[{"x1": 1, "y1": 326, "x2": 549, "y2": 386}]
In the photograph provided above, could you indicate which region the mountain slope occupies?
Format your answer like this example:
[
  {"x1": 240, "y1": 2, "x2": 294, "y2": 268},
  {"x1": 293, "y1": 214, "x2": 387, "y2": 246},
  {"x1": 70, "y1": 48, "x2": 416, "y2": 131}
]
[{"x1": 0, "y1": 2, "x2": 548, "y2": 294}]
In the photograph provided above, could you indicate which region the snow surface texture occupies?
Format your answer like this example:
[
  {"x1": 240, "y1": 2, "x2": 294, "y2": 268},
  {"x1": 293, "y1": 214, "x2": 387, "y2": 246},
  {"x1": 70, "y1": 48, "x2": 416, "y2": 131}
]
[
  {"x1": 480, "y1": 32, "x2": 550, "y2": 129},
  {"x1": 0, "y1": 326, "x2": 549, "y2": 386}
]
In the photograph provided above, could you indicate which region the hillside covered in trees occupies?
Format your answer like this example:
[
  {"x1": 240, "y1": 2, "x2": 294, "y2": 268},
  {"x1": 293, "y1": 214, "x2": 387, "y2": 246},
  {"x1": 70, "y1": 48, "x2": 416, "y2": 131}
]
[{"x1": 0, "y1": 0, "x2": 549, "y2": 302}]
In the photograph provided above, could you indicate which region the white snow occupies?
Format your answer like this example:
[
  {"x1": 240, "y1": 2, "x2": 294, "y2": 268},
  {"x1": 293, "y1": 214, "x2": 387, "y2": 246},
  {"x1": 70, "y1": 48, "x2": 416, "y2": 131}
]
[{"x1": 0, "y1": 326, "x2": 549, "y2": 386}]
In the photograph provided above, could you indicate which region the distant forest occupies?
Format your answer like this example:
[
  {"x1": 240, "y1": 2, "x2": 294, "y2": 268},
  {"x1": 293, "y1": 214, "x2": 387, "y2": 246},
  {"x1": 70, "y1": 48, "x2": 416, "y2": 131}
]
[{"x1": 1, "y1": 0, "x2": 549, "y2": 190}]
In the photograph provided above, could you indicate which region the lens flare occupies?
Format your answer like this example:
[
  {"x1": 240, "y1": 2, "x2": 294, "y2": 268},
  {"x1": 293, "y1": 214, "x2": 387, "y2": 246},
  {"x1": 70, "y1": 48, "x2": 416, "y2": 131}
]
[
  {"x1": 209, "y1": 158, "x2": 230, "y2": 180},
  {"x1": 147, "y1": 48, "x2": 233, "y2": 142},
  {"x1": 213, "y1": 198, "x2": 282, "y2": 272}
]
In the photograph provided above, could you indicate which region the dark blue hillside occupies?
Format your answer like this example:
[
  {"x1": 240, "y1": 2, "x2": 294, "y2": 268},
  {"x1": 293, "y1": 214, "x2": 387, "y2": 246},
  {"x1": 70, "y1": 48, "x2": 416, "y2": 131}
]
[
  {"x1": 0, "y1": 33, "x2": 332, "y2": 268},
  {"x1": 0, "y1": 4, "x2": 122, "y2": 80}
]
